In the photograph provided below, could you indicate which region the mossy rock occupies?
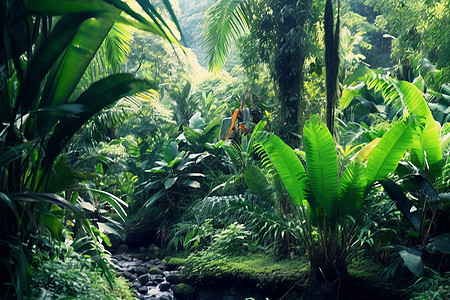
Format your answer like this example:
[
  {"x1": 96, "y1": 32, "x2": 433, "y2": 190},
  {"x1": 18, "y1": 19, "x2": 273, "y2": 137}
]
[
  {"x1": 149, "y1": 267, "x2": 164, "y2": 276},
  {"x1": 137, "y1": 274, "x2": 149, "y2": 285},
  {"x1": 166, "y1": 273, "x2": 184, "y2": 284},
  {"x1": 166, "y1": 257, "x2": 186, "y2": 271},
  {"x1": 173, "y1": 283, "x2": 195, "y2": 300}
]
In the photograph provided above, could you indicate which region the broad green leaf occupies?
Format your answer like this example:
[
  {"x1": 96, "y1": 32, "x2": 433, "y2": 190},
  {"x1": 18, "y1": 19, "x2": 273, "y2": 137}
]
[
  {"x1": 399, "y1": 81, "x2": 443, "y2": 180},
  {"x1": 399, "y1": 250, "x2": 423, "y2": 277},
  {"x1": 428, "y1": 233, "x2": 450, "y2": 254},
  {"x1": 189, "y1": 112, "x2": 205, "y2": 129},
  {"x1": 184, "y1": 180, "x2": 201, "y2": 188},
  {"x1": 339, "y1": 163, "x2": 367, "y2": 217},
  {"x1": 43, "y1": 74, "x2": 157, "y2": 168},
  {"x1": 340, "y1": 81, "x2": 366, "y2": 110},
  {"x1": 98, "y1": 222, "x2": 122, "y2": 238},
  {"x1": 244, "y1": 165, "x2": 271, "y2": 200},
  {"x1": 18, "y1": 14, "x2": 92, "y2": 115},
  {"x1": 303, "y1": 116, "x2": 339, "y2": 224},
  {"x1": 164, "y1": 177, "x2": 177, "y2": 189},
  {"x1": 164, "y1": 141, "x2": 179, "y2": 163},
  {"x1": 367, "y1": 118, "x2": 416, "y2": 184},
  {"x1": 352, "y1": 138, "x2": 380, "y2": 164},
  {"x1": 41, "y1": 16, "x2": 116, "y2": 108},
  {"x1": 80, "y1": 188, "x2": 128, "y2": 222},
  {"x1": 412, "y1": 75, "x2": 424, "y2": 92},
  {"x1": 258, "y1": 134, "x2": 308, "y2": 205},
  {"x1": 40, "y1": 211, "x2": 64, "y2": 241},
  {"x1": 44, "y1": 156, "x2": 76, "y2": 193}
]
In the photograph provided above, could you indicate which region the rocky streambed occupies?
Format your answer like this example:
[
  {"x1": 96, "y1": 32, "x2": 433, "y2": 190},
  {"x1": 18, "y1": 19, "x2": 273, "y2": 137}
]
[{"x1": 112, "y1": 254, "x2": 194, "y2": 300}]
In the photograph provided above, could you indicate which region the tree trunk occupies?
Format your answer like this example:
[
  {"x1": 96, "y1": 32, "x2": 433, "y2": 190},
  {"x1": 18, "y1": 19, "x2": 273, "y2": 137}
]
[{"x1": 325, "y1": 0, "x2": 340, "y2": 136}]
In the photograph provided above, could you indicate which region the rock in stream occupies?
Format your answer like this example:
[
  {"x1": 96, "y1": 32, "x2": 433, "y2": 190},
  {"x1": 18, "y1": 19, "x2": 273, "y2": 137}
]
[{"x1": 112, "y1": 254, "x2": 193, "y2": 300}]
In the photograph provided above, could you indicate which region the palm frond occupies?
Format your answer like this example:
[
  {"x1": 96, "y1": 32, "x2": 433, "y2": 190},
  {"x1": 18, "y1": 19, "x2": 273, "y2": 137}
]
[
  {"x1": 104, "y1": 23, "x2": 132, "y2": 72},
  {"x1": 203, "y1": 0, "x2": 250, "y2": 72}
]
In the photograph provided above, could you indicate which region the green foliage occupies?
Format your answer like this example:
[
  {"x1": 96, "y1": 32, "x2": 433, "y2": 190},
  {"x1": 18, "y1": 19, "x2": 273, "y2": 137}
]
[
  {"x1": 208, "y1": 223, "x2": 252, "y2": 256},
  {"x1": 412, "y1": 271, "x2": 450, "y2": 300},
  {"x1": 203, "y1": 0, "x2": 249, "y2": 72},
  {"x1": 341, "y1": 72, "x2": 443, "y2": 181},
  {"x1": 255, "y1": 114, "x2": 421, "y2": 271},
  {"x1": 33, "y1": 250, "x2": 132, "y2": 299},
  {"x1": 363, "y1": 0, "x2": 450, "y2": 74},
  {"x1": 0, "y1": 0, "x2": 182, "y2": 297}
]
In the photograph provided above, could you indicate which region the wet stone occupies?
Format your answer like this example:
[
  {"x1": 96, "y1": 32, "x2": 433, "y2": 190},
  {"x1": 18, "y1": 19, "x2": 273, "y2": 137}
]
[
  {"x1": 138, "y1": 274, "x2": 150, "y2": 285},
  {"x1": 153, "y1": 275, "x2": 165, "y2": 283},
  {"x1": 149, "y1": 267, "x2": 165, "y2": 276},
  {"x1": 122, "y1": 271, "x2": 135, "y2": 280},
  {"x1": 132, "y1": 280, "x2": 142, "y2": 289},
  {"x1": 146, "y1": 280, "x2": 158, "y2": 286},
  {"x1": 122, "y1": 255, "x2": 132, "y2": 261},
  {"x1": 138, "y1": 286, "x2": 148, "y2": 294},
  {"x1": 166, "y1": 273, "x2": 182, "y2": 285},
  {"x1": 159, "y1": 281, "x2": 171, "y2": 291},
  {"x1": 136, "y1": 266, "x2": 148, "y2": 275}
]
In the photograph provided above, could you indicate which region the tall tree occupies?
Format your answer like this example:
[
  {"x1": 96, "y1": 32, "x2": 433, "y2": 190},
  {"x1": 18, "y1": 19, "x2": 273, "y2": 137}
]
[
  {"x1": 324, "y1": 0, "x2": 340, "y2": 135},
  {"x1": 203, "y1": 0, "x2": 319, "y2": 147}
]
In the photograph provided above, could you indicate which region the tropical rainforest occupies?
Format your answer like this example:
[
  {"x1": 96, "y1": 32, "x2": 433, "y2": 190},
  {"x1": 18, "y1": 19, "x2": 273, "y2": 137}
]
[{"x1": 1, "y1": 0, "x2": 450, "y2": 299}]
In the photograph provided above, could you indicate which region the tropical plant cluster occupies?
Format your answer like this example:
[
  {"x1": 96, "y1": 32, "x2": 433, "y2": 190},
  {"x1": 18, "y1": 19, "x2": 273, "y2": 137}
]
[{"x1": 1, "y1": 0, "x2": 450, "y2": 299}]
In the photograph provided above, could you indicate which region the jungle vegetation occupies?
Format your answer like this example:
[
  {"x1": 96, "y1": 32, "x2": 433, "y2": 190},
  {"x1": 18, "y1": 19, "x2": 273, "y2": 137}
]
[{"x1": 1, "y1": 0, "x2": 450, "y2": 299}]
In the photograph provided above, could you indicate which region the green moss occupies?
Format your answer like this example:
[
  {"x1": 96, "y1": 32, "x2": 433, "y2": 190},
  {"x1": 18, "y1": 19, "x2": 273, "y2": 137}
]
[
  {"x1": 167, "y1": 257, "x2": 187, "y2": 271},
  {"x1": 149, "y1": 267, "x2": 165, "y2": 276},
  {"x1": 173, "y1": 283, "x2": 195, "y2": 295},
  {"x1": 183, "y1": 253, "x2": 309, "y2": 289},
  {"x1": 348, "y1": 257, "x2": 411, "y2": 299}
]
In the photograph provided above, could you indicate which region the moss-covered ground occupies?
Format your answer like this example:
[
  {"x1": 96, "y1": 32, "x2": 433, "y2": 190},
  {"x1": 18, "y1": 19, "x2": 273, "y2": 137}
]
[{"x1": 169, "y1": 252, "x2": 436, "y2": 299}]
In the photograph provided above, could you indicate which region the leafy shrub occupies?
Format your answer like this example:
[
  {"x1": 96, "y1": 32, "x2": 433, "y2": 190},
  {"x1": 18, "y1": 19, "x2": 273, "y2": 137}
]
[
  {"x1": 411, "y1": 271, "x2": 450, "y2": 300},
  {"x1": 33, "y1": 253, "x2": 132, "y2": 299},
  {"x1": 208, "y1": 223, "x2": 252, "y2": 256}
]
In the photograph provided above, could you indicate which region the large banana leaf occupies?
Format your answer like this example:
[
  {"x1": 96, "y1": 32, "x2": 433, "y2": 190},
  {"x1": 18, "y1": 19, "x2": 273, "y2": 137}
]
[
  {"x1": 338, "y1": 162, "x2": 367, "y2": 217},
  {"x1": 342, "y1": 73, "x2": 443, "y2": 180},
  {"x1": 258, "y1": 134, "x2": 308, "y2": 205},
  {"x1": 366, "y1": 118, "x2": 417, "y2": 184},
  {"x1": 41, "y1": 16, "x2": 116, "y2": 108},
  {"x1": 303, "y1": 115, "x2": 339, "y2": 224},
  {"x1": 398, "y1": 81, "x2": 443, "y2": 180},
  {"x1": 17, "y1": 13, "x2": 92, "y2": 115},
  {"x1": 42, "y1": 74, "x2": 157, "y2": 168},
  {"x1": 351, "y1": 138, "x2": 380, "y2": 163}
]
